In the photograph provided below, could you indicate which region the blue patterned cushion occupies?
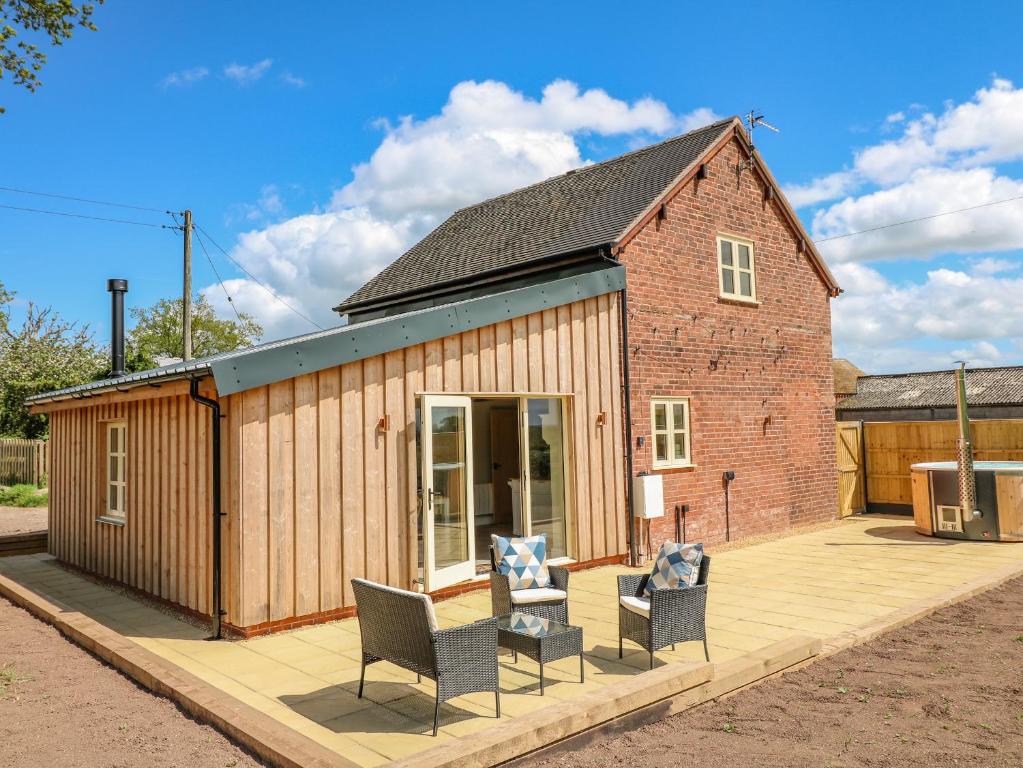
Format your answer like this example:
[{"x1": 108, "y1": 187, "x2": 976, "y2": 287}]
[
  {"x1": 492, "y1": 534, "x2": 551, "y2": 590},
  {"x1": 644, "y1": 542, "x2": 703, "y2": 596}
]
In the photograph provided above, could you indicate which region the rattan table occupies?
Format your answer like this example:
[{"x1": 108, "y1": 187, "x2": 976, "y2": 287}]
[{"x1": 497, "y1": 612, "x2": 584, "y2": 695}]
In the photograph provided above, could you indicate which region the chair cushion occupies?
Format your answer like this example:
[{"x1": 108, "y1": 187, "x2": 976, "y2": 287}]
[
  {"x1": 492, "y1": 534, "x2": 551, "y2": 590},
  {"x1": 644, "y1": 542, "x2": 703, "y2": 596},
  {"x1": 509, "y1": 587, "x2": 567, "y2": 605},
  {"x1": 352, "y1": 578, "x2": 439, "y2": 632},
  {"x1": 619, "y1": 595, "x2": 650, "y2": 618}
]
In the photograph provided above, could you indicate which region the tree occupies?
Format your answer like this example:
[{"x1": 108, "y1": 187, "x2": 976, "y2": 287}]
[
  {"x1": 1, "y1": 0, "x2": 104, "y2": 114},
  {"x1": 0, "y1": 280, "x2": 106, "y2": 438},
  {"x1": 126, "y1": 294, "x2": 263, "y2": 372}
]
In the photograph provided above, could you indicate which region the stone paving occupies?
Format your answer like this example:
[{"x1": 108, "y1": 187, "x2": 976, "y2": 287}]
[{"x1": 3, "y1": 516, "x2": 1023, "y2": 766}]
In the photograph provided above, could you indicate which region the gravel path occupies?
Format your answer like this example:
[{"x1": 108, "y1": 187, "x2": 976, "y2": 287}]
[
  {"x1": 0, "y1": 505, "x2": 48, "y2": 536},
  {"x1": 541, "y1": 575, "x2": 1023, "y2": 768},
  {"x1": 0, "y1": 597, "x2": 266, "y2": 768}
]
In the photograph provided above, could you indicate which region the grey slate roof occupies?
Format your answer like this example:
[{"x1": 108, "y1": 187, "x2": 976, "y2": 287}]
[
  {"x1": 838, "y1": 366, "x2": 1023, "y2": 411},
  {"x1": 335, "y1": 118, "x2": 736, "y2": 313}
]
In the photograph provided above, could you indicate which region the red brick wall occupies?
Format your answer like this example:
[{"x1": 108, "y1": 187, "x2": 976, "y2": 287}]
[{"x1": 620, "y1": 137, "x2": 837, "y2": 548}]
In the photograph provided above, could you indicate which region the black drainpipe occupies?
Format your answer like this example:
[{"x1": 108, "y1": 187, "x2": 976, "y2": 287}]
[
  {"x1": 604, "y1": 251, "x2": 638, "y2": 567},
  {"x1": 189, "y1": 378, "x2": 225, "y2": 640}
]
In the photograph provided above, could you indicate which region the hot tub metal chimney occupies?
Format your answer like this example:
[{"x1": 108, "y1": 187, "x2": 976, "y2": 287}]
[
  {"x1": 954, "y1": 362, "x2": 980, "y2": 519},
  {"x1": 107, "y1": 279, "x2": 128, "y2": 378}
]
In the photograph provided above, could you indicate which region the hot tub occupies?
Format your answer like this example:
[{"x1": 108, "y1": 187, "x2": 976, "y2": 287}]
[{"x1": 910, "y1": 461, "x2": 1023, "y2": 541}]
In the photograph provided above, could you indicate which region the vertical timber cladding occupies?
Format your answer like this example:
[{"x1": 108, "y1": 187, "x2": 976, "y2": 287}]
[
  {"x1": 223, "y1": 295, "x2": 626, "y2": 629},
  {"x1": 46, "y1": 391, "x2": 214, "y2": 615}
]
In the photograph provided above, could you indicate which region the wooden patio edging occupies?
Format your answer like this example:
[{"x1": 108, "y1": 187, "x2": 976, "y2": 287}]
[
  {"x1": 0, "y1": 569, "x2": 355, "y2": 768},
  {"x1": 0, "y1": 532, "x2": 48, "y2": 557}
]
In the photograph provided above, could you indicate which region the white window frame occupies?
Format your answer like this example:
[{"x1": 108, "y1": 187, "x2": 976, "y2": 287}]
[
  {"x1": 650, "y1": 398, "x2": 692, "y2": 469},
  {"x1": 716, "y1": 234, "x2": 757, "y2": 302},
  {"x1": 104, "y1": 420, "x2": 127, "y2": 521}
]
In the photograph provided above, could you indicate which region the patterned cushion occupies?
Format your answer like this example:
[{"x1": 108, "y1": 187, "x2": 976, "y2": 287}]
[
  {"x1": 644, "y1": 542, "x2": 703, "y2": 596},
  {"x1": 492, "y1": 534, "x2": 551, "y2": 590}
]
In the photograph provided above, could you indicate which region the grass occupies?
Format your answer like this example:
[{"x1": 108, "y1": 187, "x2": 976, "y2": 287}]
[
  {"x1": 0, "y1": 664, "x2": 25, "y2": 699},
  {"x1": 0, "y1": 484, "x2": 48, "y2": 507}
]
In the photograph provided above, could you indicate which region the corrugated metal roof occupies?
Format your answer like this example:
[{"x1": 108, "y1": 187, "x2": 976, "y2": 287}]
[
  {"x1": 27, "y1": 267, "x2": 626, "y2": 404},
  {"x1": 335, "y1": 118, "x2": 735, "y2": 313},
  {"x1": 838, "y1": 366, "x2": 1023, "y2": 410}
]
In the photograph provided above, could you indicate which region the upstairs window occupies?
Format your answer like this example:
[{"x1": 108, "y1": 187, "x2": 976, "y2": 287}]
[
  {"x1": 717, "y1": 235, "x2": 756, "y2": 301},
  {"x1": 105, "y1": 421, "x2": 127, "y2": 520},
  {"x1": 651, "y1": 398, "x2": 691, "y2": 469}
]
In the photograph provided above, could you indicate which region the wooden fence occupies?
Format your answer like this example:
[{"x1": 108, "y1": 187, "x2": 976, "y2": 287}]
[
  {"x1": 864, "y1": 419, "x2": 1023, "y2": 508},
  {"x1": 0, "y1": 438, "x2": 48, "y2": 487}
]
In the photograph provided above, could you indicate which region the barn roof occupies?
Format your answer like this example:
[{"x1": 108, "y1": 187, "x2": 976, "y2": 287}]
[
  {"x1": 335, "y1": 119, "x2": 737, "y2": 315},
  {"x1": 837, "y1": 366, "x2": 1023, "y2": 411},
  {"x1": 833, "y1": 358, "x2": 865, "y2": 396},
  {"x1": 26, "y1": 266, "x2": 625, "y2": 405}
]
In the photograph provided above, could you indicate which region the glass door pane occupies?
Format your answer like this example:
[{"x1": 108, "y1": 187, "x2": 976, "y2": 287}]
[
  {"x1": 524, "y1": 398, "x2": 568, "y2": 558},
  {"x1": 421, "y1": 395, "x2": 475, "y2": 590}
]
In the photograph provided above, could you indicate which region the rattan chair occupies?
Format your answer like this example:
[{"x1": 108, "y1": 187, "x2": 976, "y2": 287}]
[
  {"x1": 489, "y1": 545, "x2": 570, "y2": 622},
  {"x1": 352, "y1": 578, "x2": 500, "y2": 736},
  {"x1": 617, "y1": 555, "x2": 711, "y2": 669}
]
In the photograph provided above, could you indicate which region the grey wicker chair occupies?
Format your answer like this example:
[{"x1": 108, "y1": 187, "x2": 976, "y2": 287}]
[
  {"x1": 489, "y1": 545, "x2": 571, "y2": 622},
  {"x1": 351, "y1": 578, "x2": 500, "y2": 736},
  {"x1": 617, "y1": 555, "x2": 711, "y2": 669}
]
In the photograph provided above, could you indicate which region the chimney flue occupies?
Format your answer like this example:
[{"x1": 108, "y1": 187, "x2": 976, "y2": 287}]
[{"x1": 107, "y1": 278, "x2": 128, "y2": 378}]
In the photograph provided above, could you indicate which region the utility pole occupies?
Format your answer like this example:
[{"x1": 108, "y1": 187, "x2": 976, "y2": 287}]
[{"x1": 182, "y1": 209, "x2": 193, "y2": 361}]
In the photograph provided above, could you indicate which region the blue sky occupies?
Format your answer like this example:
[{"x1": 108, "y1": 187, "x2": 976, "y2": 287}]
[{"x1": 2, "y1": 1, "x2": 1022, "y2": 373}]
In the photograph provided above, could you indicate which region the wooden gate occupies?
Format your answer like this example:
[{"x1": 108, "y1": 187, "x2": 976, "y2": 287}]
[{"x1": 836, "y1": 421, "x2": 865, "y2": 517}]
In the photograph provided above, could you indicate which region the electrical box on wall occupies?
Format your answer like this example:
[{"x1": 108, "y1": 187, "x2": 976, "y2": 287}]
[{"x1": 633, "y1": 473, "x2": 664, "y2": 519}]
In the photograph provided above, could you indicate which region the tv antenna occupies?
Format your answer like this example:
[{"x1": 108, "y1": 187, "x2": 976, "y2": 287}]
[{"x1": 737, "y1": 110, "x2": 779, "y2": 174}]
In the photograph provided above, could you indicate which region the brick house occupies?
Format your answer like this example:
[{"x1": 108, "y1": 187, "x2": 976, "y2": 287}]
[{"x1": 29, "y1": 116, "x2": 839, "y2": 635}]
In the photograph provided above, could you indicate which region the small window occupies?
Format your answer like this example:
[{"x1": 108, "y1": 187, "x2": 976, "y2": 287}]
[
  {"x1": 717, "y1": 235, "x2": 756, "y2": 301},
  {"x1": 650, "y1": 398, "x2": 691, "y2": 469},
  {"x1": 105, "y1": 421, "x2": 127, "y2": 519}
]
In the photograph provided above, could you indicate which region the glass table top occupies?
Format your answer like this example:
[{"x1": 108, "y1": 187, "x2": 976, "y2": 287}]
[{"x1": 497, "y1": 612, "x2": 575, "y2": 638}]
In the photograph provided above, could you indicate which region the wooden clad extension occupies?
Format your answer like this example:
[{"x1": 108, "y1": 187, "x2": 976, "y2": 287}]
[
  {"x1": 46, "y1": 392, "x2": 213, "y2": 615},
  {"x1": 222, "y1": 295, "x2": 625, "y2": 629},
  {"x1": 41, "y1": 295, "x2": 625, "y2": 632}
]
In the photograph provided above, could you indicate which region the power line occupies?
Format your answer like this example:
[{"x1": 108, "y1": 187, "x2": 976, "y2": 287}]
[
  {"x1": 195, "y1": 222, "x2": 324, "y2": 330},
  {"x1": 193, "y1": 227, "x2": 245, "y2": 323},
  {"x1": 813, "y1": 193, "x2": 1023, "y2": 243},
  {"x1": 0, "y1": 202, "x2": 173, "y2": 229},
  {"x1": 0, "y1": 184, "x2": 172, "y2": 214}
]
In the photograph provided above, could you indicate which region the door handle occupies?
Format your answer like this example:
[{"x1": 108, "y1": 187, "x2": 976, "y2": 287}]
[{"x1": 427, "y1": 488, "x2": 435, "y2": 510}]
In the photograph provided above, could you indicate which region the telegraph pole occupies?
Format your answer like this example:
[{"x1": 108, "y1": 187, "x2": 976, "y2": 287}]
[{"x1": 182, "y1": 209, "x2": 193, "y2": 361}]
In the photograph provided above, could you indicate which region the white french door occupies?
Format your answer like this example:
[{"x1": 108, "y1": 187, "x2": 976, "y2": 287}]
[{"x1": 421, "y1": 395, "x2": 476, "y2": 591}]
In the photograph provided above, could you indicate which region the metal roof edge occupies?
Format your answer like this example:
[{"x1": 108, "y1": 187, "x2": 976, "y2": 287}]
[{"x1": 211, "y1": 265, "x2": 626, "y2": 397}]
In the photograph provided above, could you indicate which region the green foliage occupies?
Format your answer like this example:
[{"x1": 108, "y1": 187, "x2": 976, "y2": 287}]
[
  {"x1": 0, "y1": 280, "x2": 106, "y2": 439},
  {"x1": 0, "y1": 0, "x2": 104, "y2": 114},
  {"x1": 125, "y1": 294, "x2": 262, "y2": 372},
  {"x1": 0, "y1": 483, "x2": 47, "y2": 506}
]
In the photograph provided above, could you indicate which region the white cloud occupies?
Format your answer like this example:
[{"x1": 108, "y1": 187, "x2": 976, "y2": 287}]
[
  {"x1": 161, "y1": 66, "x2": 209, "y2": 88},
  {"x1": 831, "y1": 260, "x2": 1023, "y2": 371},
  {"x1": 225, "y1": 184, "x2": 286, "y2": 226},
  {"x1": 814, "y1": 167, "x2": 1023, "y2": 263},
  {"x1": 280, "y1": 72, "x2": 306, "y2": 88},
  {"x1": 784, "y1": 171, "x2": 859, "y2": 208},
  {"x1": 224, "y1": 59, "x2": 273, "y2": 85},
  {"x1": 208, "y1": 79, "x2": 716, "y2": 339}
]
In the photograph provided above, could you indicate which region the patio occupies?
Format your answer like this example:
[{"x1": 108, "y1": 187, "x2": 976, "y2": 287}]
[{"x1": 3, "y1": 516, "x2": 1023, "y2": 767}]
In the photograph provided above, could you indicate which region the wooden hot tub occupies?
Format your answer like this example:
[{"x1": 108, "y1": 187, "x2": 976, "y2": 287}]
[{"x1": 910, "y1": 461, "x2": 1023, "y2": 541}]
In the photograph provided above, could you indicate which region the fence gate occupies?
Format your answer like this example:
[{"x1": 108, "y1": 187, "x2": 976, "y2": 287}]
[{"x1": 835, "y1": 421, "x2": 865, "y2": 517}]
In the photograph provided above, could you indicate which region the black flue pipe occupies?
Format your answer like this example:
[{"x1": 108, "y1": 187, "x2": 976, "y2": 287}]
[
  {"x1": 107, "y1": 279, "x2": 128, "y2": 378},
  {"x1": 189, "y1": 379, "x2": 224, "y2": 640}
]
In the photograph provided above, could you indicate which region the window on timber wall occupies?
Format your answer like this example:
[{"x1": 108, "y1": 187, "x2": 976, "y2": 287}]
[
  {"x1": 717, "y1": 234, "x2": 757, "y2": 301},
  {"x1": 650, "y1": 398, "x2": 691, "y2": 469},
  {"x1": 104, "y1": 421, "x2": 127, "y2": 521}
]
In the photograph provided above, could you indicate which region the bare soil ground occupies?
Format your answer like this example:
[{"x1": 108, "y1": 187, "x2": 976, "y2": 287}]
[
  {"x1": 0, "y1": 505, "x2": 48, "y2": 536},
  {"x1": 0, "y1": 597, "x2": 265, "y2": 768},
  {"x1": 542, "y1": 575, "x2": 1023, "y2": 768}
]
